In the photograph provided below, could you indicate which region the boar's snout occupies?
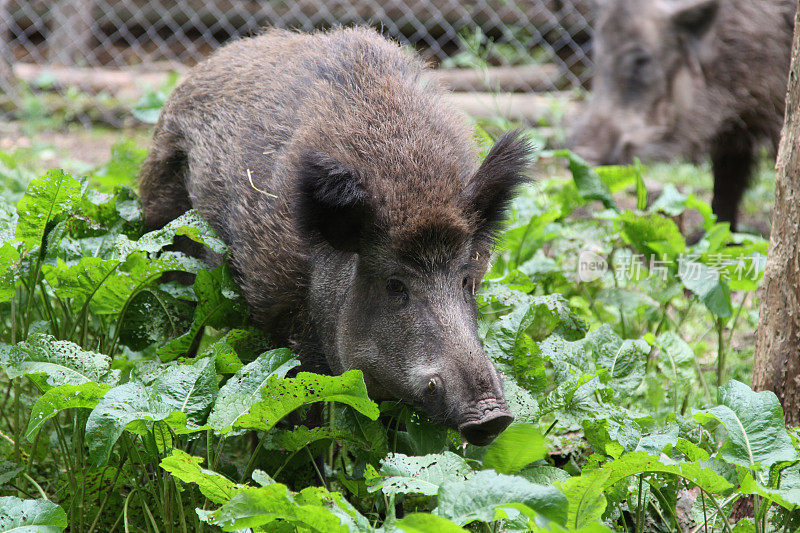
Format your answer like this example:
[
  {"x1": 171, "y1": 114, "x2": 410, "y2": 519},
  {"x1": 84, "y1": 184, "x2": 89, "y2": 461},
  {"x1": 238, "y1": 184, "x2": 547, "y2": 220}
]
[
  {"x1": 458, "y1": 409, "x2": 514, "y2": 447},
  {"x1": 419, "y1": 360, "x2": 514, "y2": 446},
  {"x1": 569, "y1": 114, "x2": 629, "y2": 167}
]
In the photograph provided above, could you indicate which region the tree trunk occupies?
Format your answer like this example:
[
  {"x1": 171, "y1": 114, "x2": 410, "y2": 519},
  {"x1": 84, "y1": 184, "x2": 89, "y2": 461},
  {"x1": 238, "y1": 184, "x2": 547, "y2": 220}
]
[{"x1": 752, "y1": 5, "x2": 800, "y2": 426}]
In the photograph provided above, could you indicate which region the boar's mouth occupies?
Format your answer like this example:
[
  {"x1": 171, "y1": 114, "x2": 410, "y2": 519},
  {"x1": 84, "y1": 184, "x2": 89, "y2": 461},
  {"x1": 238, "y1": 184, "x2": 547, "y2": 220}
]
[{"x1": 457, "y1": 408, "x2": 514, "y2": 446}]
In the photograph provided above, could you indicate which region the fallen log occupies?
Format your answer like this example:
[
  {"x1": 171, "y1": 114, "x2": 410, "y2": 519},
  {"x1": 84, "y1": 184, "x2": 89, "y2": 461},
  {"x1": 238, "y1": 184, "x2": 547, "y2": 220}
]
[
  {"x1": 12, "y1": 62, "x2": 567, "y2": 95},
  {"x1": 9, "y1": 62, "x2": 577, "y2": 126},
  {"x1": 429, "y1": 65, "x2": 566, "y2": 92}
]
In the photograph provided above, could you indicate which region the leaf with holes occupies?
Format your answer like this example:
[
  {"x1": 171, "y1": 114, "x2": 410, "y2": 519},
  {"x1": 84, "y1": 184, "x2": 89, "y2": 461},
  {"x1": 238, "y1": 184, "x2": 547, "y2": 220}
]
[
  {"x1": 206, "y1": 348, "x2": 299, "y2": 434},
  {"x1": 234, "y1": 370, "x2": 379, "y2": 433},
  {"x1": 26, "y1": 381, "x2": 111, "y2": 441},
  {"x1": 0, "y1": 497, "x2": 67, "y2": 532},
  {"x1": 15, "y1": 169, "x2": 81, "y2": 254},
  {"x1": 368, "y1": 452, "x2": 472, "y2": 496},
  {"x1": 1, "y1": 333, "x2": 117, "y2": 390}
]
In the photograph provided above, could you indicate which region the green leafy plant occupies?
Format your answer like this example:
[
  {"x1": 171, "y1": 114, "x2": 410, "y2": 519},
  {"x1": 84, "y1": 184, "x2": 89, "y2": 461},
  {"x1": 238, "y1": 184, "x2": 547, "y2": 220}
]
[{"x1": 0, "y1": 129, "x2": 789, "y2": 532}]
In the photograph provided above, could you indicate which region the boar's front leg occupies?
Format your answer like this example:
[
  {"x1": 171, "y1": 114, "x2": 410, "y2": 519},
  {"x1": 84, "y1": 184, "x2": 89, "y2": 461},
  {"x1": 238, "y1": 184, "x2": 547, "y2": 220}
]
[{"x1": 709, "y1": 123, "x2": 755, "y2": 233}]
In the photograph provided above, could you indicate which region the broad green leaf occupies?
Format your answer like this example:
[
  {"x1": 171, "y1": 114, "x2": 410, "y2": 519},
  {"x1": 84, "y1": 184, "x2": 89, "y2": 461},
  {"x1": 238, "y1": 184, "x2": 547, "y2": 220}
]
[
  {"x1": 678, "y1": 258, "x2": 732, "y2": 318},
  {"x1": 85, "y1": 381, "x2": 171, "y2": 466},
  {"x1": 435, "y1": 470, "x2": 568, "y2": 526},
  {"x1": 275, "y1": 425, "x2": 364, "y2": 452},
  {"x1": 483, "y1": 424, "x2": 546, "y2": 474},
  {"x1": 548, "y1": 150, "x2": 617, "y2": 210},
  {"x1": 150, "y1": 355, "x2": 218, "y2": 424},
  {"x1": 649, "y1": 183, "x2": 688, "y2": 216},
  {"x1": 196, "y1": 484, "x2": 300, "y2": 531},
  {"x1": 196, "y1": 484, "x2": 356, "y2": 532},
  {"x1": 26, "y1": 381, "x2": 111, "y2": 440},
  {"x1": 595, "y1": 165, "x2": 638, "y2": 194},
  {"x1": 293, "y1": 486, "x2": 373, "y2": 532},
  {"x1": 118, "y1": 288, "x2": 194, "y2": 351},
  {"x1": 655, "y1": 332, "x2": 694, "y2": 382},
  {"x1": 396, "y1": 513, "x2": 466, "y2": 532},
  {"x1": 91, "y1": 140, "x2": 147, "y2": 190},
  {"x1": 368, "y1": 452, "x2": 472, "y2": 496},
  {"x1": 46, "y1": 256, "x2": 122, "y2": 313},
  {"x1": 484, "y1": 293, "x2": 585, "y2": 392},
  {"x1": 542, "y1": 325, "x2": 648, "y2": 396},
  {"x1": 584, "y1": 325, "x2": 648, "y2": 394},
  {"x1": 739, "y1": 471, "x2": 800, "y2": 510},
  {"x1": 503, "y1": 379, "x2": 541, "y2": 423},
  {"x1": 694, "y1": 380, "x2": 797, "y2": 471},
  {"x1": 235, "y1": 370, "x2": 379, "y2": 433},
  {"x1": 0, "y1": 496, "x2": 67, "y2": 532},
  {"x1": 86, "y1": 371, "x2": 211, "y2": 466},
  {"x1": 157, "y1": 266, "x2": 244, "y2": 361},
  {"x1": 334, "y1": 406, "x2": 389, "y2": 457},
  {"x1": 0, "y1": 242, "x2": 20, "y2": 303},
  {"x1": 206, "y1": 348, "x2": 299, "y2": 434},
  {"x1": 45, "y1": 252, "x2": 183, "y2": 317},
  {"x1": 196, "y1": 329, "x2": 271, "y2": 374},
  {"x1": 1, "y1": 333, "x2": 116, "y2": 390},
  {"x1": 15, "y1": 169, "x2": 81, "y2": 254},
  {"x1": 519, "y1": 465, "x2": 572, "y2": 485},
  {"x1": 113, "y1": 209, "x2": 227, "y2": 258},
  {"x1": 558, "y1": 451, "x2": 733, "y2": 528},
  {"x1": 160, "y1": 450, "x2": 239, "y2": 504},
  {"x1": 617, "y1": 210, "x2": 685, "y2": 258}
]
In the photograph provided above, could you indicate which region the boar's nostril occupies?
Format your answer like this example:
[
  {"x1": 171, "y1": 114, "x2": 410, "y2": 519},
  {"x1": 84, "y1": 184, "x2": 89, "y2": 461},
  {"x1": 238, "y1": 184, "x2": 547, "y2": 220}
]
[{"x1": 458, "y1": 412, "x2": 514, "y2": 446}]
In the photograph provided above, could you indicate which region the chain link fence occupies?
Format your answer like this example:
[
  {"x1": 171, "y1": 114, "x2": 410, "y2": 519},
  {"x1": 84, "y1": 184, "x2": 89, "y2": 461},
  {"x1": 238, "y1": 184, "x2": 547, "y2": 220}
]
[{"x1": 0, "y1": 0, "x2": 593, "y2": 126}]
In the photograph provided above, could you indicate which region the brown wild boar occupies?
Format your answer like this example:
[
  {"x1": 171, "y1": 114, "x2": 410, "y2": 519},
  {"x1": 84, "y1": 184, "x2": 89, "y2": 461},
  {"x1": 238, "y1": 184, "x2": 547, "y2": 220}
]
[
  {"x1": 570, "y1": 0, "x2": 796, "y2": 231},
  {"x1": 139, "y1": 27, "x2": 534, "y2": 446}
]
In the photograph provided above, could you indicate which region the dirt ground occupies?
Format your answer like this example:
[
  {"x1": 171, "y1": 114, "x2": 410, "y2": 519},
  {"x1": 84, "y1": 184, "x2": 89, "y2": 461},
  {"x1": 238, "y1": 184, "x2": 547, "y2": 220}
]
[{"x1": 0, "y1": 120, "x2": 152, "y2": 170}]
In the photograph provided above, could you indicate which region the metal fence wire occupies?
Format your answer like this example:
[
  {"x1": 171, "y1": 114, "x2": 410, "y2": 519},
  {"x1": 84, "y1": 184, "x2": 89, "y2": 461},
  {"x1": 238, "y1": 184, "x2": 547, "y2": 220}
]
[{"x1": 0, "y1": 0, "x2": 593, "y2": 126}]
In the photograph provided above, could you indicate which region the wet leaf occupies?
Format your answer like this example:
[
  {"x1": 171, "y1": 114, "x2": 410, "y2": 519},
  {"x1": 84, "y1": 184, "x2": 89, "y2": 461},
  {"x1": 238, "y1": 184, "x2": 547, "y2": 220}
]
[
  {"x1": 207, "y1": 348, "x2": 299, "y2": 434},
  {"x1": 558, "y1": 451, "x2": 733, "y2": 528},
  {"x1": 694, "y1": 380, "x2": 797, "y2": 471},
  {"x1": 0, "y1": 496, "x2": 67, "y2": 531},
  {"x1": 234, "y1": 370, "x2": 379, "y2": 433},
  {"x1": 160, "y1": 449, "x2": 239, "y2": 504},
  {"x1": 435, "y1": 469, "x2": 568, "y2": 526},
  {"x1": 15, "y1": 169, "x2": 81, "y2": 254},
  {"x1": 483, "y1": 424, "x2": 546, "y2": 474},
  {"x1": 368, "y1": 452, "x2": 472, "y2": 496},
  {"x1": 26, "y1": 381, "x2": 111, "y2": 441},
  {"x1": 1, "y1": 333, "x2": 116, "y2": 389}
]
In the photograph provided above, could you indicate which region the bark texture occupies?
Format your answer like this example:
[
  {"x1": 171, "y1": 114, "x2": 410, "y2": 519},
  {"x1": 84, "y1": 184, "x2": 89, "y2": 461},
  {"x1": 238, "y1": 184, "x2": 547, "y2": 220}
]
[{"x1": 752, "y1": 4, "x2": 800, "y2": 426}]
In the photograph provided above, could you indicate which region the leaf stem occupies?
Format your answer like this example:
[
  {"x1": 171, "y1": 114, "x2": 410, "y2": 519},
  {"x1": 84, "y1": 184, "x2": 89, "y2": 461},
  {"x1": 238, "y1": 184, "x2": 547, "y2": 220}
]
[{"x1": 636, "y1": 474, "x2": 645, "y2": 533}]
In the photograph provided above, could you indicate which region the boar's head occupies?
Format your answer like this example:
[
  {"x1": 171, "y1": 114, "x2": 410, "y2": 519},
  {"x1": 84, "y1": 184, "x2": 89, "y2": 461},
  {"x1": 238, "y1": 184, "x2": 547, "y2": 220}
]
[
  {"x1": 570, "y1": 0, "x2": 721, "y2": 165},
  {"x1": 297, "y1": 131, "x2": 533, "y2": 446}
]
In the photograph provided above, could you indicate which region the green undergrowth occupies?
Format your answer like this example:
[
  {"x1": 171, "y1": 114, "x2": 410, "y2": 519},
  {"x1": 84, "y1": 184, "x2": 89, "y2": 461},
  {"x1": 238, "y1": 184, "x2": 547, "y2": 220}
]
[{"x1": 0, "y1": 130, "x2": 795, "y2": 533}]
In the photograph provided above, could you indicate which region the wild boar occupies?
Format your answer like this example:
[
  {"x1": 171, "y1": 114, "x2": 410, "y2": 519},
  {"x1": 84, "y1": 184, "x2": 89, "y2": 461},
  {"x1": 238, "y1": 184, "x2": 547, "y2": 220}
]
[
  {"x1": 139, "y1": 27, "x2": 533, "y2": 446},
  {"x1": 570, "y1": 0, "x2": 796, "y2": 231}
]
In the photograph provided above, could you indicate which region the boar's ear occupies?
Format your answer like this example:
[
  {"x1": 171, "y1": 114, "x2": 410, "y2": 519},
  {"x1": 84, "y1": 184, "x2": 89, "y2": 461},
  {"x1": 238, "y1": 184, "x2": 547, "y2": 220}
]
[
  {"x1": 465, "y1": 130, "x2": 534, "y2": 237},
  {"x1": 669, "y1": 0, "x2": 718, "y2": 38},
  {"x1": 296, "y1": 151, "x2": 371, "y2": 253}
]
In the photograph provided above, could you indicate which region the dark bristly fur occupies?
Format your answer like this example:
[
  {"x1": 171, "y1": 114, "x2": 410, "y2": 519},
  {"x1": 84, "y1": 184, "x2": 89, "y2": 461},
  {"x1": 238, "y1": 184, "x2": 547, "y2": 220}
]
[
  {"x1": 139, "y1": 27, "x2": 533, "y2": 445},
  {"x1": 570, "y1": 0, "x2": 796, "y2": 232}
]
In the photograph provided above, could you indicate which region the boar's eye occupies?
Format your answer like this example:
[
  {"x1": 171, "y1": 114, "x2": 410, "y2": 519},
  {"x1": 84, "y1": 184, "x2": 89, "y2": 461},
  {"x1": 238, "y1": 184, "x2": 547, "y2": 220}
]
[
  {"x1": 462, "y1": 275, "x2": 473, "y2": 290},
  {"x1": 386, "y1": 278, "x2": 408, "y2": 299}
]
